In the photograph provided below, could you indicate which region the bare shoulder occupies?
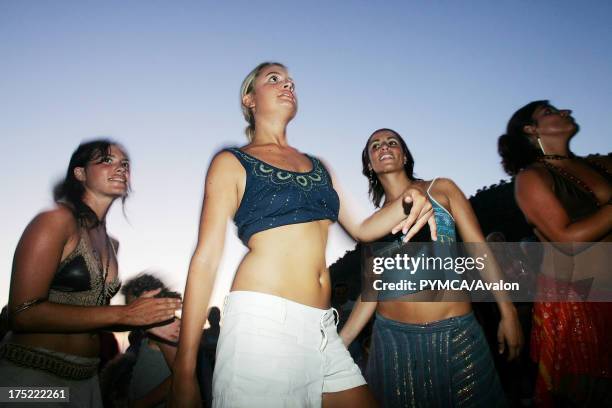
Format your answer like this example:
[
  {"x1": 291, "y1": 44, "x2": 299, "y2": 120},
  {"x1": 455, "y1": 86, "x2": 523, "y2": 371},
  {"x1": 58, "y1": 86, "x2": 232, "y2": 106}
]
[
  {"x1": 424, "y1": 177, "x2": 463, "y2": 198},
  {"x1": 31, "y1": 205, "x2": 77, "y2": 233},
  {"x1": 201, "y1": 150, "x2": 245, "y2": 211},
  {"x1": 514, "y1": 165, "x2": 556, "y2": 209},
  {"x1": 410, "y1": 179, "x2": 429, "y2": 193},
  {"x1": 515, "y1": 164, "x2": 551, "y2": 188},
  {"x1": 209, "y1": 150, "x2": 244, "y2": 173},
  {"x1": 203, "y1": 150, "x2": 245, "y2": 187},
  {"x1": 433, "y1": 177, "x2": 459, "y2": 192},
  {"x1": 21, "y1": 205, "x2": 77, "y2": 245}
]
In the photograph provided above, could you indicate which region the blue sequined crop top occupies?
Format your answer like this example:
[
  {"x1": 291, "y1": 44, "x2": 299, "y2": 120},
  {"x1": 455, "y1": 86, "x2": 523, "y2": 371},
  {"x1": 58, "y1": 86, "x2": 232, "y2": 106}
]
[
  {"x1": 225, "y1": 148, "x2": 340, "y2": 245},
  {"x1": 377, "y1": 178, "x2": 457, "y2": 300},
  {"x1": 428, "y1": 179, "x2": 456, "y2": 244}
]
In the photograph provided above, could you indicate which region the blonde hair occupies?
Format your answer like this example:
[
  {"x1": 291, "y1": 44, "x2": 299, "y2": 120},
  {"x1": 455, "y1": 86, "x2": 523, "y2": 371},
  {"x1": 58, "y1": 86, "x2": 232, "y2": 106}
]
[{"x1": 240, "y1": 62, "x2": 286, "y2": 141}]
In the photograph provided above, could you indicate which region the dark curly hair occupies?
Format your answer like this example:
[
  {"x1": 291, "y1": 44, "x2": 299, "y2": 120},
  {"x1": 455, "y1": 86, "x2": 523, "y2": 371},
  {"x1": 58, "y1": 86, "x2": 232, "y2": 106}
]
[
  {"x1": 497, "y1": 100, "x2": 549, "y2": 176},
  {"x1": 121, "y1": 273, "x2": 181, "y2": 300},
  {"x1": 361, "y1": 128, "x2": 416, "y2": 208},
  {"x1": 121, "y1": 273, "x2": 181, "y2": 354}
]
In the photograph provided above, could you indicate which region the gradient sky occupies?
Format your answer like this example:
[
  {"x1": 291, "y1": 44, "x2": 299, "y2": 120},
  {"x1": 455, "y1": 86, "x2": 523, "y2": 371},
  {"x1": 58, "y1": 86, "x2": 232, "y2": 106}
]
[{"x1": 1, "y1": 1, "x2": 611, "y2": 309}]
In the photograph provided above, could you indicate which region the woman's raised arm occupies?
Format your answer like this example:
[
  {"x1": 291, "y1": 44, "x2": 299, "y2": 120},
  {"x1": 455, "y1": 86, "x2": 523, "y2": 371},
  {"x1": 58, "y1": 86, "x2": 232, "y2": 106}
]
[{"x1": 325, "y1": 162, "x2": 436, "y2": 243}]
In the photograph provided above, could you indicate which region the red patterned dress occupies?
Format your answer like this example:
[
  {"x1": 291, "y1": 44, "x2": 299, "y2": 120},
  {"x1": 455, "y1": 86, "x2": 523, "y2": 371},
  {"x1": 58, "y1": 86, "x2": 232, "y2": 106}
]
[{"x1": 530, "y1": 158, "x2": 612, "y2": 407}]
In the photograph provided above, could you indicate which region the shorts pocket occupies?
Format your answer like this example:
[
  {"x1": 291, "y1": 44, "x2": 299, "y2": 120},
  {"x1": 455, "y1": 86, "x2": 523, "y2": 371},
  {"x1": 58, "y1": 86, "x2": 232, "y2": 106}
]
[{"x1": 231, "y1": 330, "x2": 301, "y2": 396}]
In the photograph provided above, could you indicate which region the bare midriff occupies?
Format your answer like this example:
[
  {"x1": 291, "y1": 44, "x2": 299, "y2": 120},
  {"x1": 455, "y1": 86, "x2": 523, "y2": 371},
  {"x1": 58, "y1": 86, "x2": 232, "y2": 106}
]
[
  {"x1": 231, "y1": 220, "x2": 333, "y2": 310},
  {"x1": 377, "y1": 298, "x2": 472, "y2": 325},
  {"x1": 539, "y1": 232, "x2": 611, "y2": 282},
  {"x1": 6, "y1": 332, "x2": 100, "y2": 358}
]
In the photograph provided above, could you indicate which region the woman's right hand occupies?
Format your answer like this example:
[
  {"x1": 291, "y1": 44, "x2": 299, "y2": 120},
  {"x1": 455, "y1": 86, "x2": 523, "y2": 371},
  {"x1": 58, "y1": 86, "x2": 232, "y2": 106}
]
[
  {"x1": 391, "y1": 187, "x2": 437, "y2": 242},
  {"x1": 120, "y1": 289, "x2": 182, "y2": 326},
  {"x1": 169, "y1": 373, "x2": 202, "y2": 408}
]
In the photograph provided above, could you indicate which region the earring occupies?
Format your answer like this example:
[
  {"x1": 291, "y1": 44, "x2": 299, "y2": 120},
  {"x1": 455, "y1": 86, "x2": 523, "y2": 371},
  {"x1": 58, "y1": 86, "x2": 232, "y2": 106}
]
[
  {"x1": 368, "y1": 168, "x2": 376, "y2": 185},
  {"x1": 403, "y1": 157, "x2": 407, "y2": 165},
  {"x1": 537, "y1": 137, "x2": 547, "y2": 155}
]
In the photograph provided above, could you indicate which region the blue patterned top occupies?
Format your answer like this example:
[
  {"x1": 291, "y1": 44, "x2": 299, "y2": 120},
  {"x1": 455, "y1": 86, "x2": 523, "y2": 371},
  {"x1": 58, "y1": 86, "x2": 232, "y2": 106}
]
[
  {"x1": 376, "y1": 178, "x2": 457, "y2": 300},
  {"x1": 427, "y1": 182, "x2": 456, "y2": 244},
  {"x1": 225, "y1": 148, "x2": 340, "y2": 245}
]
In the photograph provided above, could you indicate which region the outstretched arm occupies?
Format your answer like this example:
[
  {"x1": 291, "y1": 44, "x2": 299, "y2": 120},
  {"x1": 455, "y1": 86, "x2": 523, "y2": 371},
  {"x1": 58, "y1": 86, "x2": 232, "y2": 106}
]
[
  {"x1": 8, "y1": 207, "x2": 179, "y2": 333},
  {"x1": 325, "y1": 163, "x2": 436, "y2": 243},
  {"x1": 171, "y1": 151, "x2": 242, "y2": 407}
]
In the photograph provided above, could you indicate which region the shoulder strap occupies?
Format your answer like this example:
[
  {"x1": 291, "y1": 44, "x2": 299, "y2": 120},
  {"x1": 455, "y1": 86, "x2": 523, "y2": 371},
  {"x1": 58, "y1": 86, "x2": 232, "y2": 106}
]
[
  {"x1": 310, "y1": 155, "x2": 334, "y2": 184},
  {"x1": 427, "y1": 177, "x2": 438, "y2": 195},
  {"x1": 223, "y1": 147, "x2": 251, "y2": 170}
]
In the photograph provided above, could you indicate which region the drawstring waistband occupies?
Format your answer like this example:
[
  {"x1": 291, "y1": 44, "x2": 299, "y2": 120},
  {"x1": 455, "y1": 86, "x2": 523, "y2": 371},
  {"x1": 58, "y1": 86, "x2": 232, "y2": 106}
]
[{"x1": 221, "y1": 291, "x2": 340, "y2": 352}]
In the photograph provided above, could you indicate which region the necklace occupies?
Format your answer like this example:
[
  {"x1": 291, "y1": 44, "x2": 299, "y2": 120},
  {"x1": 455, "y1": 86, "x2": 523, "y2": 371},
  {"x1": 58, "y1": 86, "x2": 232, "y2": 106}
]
[
  {"x1": 542, "y1": 154, "x2": 572, "y2": 160},
  {"x1": 537, "y1": 157, "x2": 604, "y2": 206}
]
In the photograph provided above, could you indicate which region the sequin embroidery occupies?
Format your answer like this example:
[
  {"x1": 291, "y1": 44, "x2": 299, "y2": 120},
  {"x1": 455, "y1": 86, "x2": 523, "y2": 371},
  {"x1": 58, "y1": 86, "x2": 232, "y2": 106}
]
[{"x1": 225, "y1": 147, "x2": 340, "y2": 245}]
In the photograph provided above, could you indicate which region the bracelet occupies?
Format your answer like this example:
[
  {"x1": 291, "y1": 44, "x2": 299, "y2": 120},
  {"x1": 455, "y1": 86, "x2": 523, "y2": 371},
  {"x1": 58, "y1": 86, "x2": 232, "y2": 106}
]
[{"x1": 13, "y1": 298, "x2": 47, "y2": 314}]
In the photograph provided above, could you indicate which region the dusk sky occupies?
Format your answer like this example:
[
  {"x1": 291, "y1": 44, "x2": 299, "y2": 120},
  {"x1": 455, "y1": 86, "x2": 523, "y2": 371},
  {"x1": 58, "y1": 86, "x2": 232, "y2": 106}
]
[{"x1": 2, "y1": 1, "x2": 611, "y2": 309}]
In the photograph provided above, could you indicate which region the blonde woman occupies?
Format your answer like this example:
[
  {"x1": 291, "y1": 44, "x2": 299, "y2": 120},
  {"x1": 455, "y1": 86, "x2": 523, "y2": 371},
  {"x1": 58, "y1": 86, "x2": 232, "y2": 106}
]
[{"x1": 171, "y1": 62, "x2": 435, "y2": 407}]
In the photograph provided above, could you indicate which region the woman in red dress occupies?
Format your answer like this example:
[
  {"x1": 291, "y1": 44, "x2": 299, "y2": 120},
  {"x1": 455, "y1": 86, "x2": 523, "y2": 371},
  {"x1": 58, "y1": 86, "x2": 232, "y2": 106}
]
[{"x1": 498, "y1": 100, "x2": 612, "y2": 406}]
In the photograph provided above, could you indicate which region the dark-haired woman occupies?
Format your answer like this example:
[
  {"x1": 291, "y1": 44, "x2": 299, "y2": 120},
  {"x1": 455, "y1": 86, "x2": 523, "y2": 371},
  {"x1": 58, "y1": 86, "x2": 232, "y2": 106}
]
[
  {"x1": 171, "y1": 63, "x2": 436, "y2": 408},
  {"x1": 340, "y1": 128, "x2": 522, "y2": 407},
  {"x1": 498, "y1": 101, "x2": 612, "y2": 407},
  {"x1": 0, "y1": 140, "x2": 181, "y2": 407}
]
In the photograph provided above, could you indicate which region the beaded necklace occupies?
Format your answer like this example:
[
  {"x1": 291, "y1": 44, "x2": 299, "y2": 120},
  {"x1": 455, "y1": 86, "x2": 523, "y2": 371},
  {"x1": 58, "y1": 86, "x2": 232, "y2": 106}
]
[
  {"x1": 541, "y1": 154, "x2": 572, "y2": 160},
  {"x1": 537, "y1": 156, "x2": 611, "y2": 207}
]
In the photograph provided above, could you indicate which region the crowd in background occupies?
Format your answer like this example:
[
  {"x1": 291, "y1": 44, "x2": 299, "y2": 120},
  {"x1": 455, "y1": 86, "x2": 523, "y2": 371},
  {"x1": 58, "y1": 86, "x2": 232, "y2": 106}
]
[{"x1": 0, "y1": 97, "x2": 610, "y2": 407}]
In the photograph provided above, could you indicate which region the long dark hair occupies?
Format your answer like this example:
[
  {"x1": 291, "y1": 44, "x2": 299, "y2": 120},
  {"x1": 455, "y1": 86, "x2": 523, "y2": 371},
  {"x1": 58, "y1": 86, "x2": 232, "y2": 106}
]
[
  {"x1": 361, "y1": 128, "x2": 416, "y2": 208},
  {"x1": 497, "y1": 100, "x2": 548, "y2": 176},
  {"x1": 53, "y1": 139, "x2": 129, "y2": 227}
]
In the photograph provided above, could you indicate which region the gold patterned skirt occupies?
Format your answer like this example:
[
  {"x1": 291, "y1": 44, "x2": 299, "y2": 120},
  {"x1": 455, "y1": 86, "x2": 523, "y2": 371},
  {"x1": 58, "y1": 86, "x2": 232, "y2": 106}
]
[{"x1": 366, "y1": 312, "x2": 506, "y2": 408}]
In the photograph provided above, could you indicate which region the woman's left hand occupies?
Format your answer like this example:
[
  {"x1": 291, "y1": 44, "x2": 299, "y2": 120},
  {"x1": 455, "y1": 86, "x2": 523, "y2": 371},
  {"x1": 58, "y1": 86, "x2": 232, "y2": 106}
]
[
  {"x1": 391, "y1": 187, "x2": 437, "y2": 242},
  {"x1": 497, "y1": 309, "x2": 524, "y2": 361}
]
